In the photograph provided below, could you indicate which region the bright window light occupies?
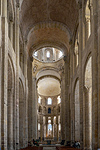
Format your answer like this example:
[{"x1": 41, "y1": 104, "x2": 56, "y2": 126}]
[
  {"x1": 48, "y1": 120, "x2": 51, "y2": 124},
  {"x1": 48, "y1": 124, "x2": 52, "y2": 131},
  {"x1": 48, "y1": 117, "x2": 51, "y2": 120},
  {"x1": 54, "y1": 116, "x2": 56, "y2": 120},
  {"x1": 59, "y1": 124, "x2": 61, "y2": 130},
  {"x1": 38, "y1": 96, "x2": 41, "y2": 104},
  {"x1": 38, "y1": 123, "x2": 40, "y2": 130},
  {"x1": 57, "y1": 96, "x2": 61, "y2": 104},
  {"x1": 46, "y1": 51, "x2": 50, "y2": 58},
  {"x1": 34, "y1": 51, "x2": 37, "y2": 57},
  {"x1": 59, "y1": 51, "x2": 63, "y2": 58},
  {"x1": 43, "y1": 117, "x2": 45, "y2": 124},
  {"x1": 47, "y1": 97, "x2": 52, "y2": 105}
]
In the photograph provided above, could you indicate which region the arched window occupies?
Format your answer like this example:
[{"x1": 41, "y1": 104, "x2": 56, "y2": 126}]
[
  {"x1": 85, "y1": 0, "x2": 91, "y2": 39},
  {"x1": 59, "y1": 124, "x2": 61, "y2": 131},
  {"x1": 48, "y1": 124, "x2": 52, "y2": 136},
  {"x1": 46, "y1": 51, "x2": 50, "y2": 58},
  {"x1": 34, "y1": 51, "x2": 38, "y2": 57},
  {"x1": 54, "y1": 116, "x2": 56, "y2": 124},
  {"x1": 38, "y1": 96, "x2": 41, "y2": 104},
  {"x1": 57, "y1": 96, "x2": 61, "y2": 104},
  {"x1": 73, "y1": 28, "x2": 79, "y2": 75},
  {"x1": 38, "y1": 123, "x2": 40, "y2": 131},
  {"x1": 74, "y1": 39, "x2": 79, "y2": 67},
  {"x1": 47, "y1": 97, "x2": 52, "y2": 105},
  {"x1": 48, "y1": 108, "x2": 51, "y2": 114},
  {"x1": 59, "y1": 51, "x2": 63, "y2": 58},
  {"x1": 48, "y1": 120, "x2": 51, "y2": 124}
]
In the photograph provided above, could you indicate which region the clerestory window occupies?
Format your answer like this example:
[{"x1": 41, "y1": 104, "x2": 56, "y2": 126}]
[{"x1": 47, "y1": 97, "x2": 52, "y2": 105}]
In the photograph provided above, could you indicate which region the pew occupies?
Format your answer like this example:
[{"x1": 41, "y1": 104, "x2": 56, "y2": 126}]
[
  {"x1": 56, "y1": 146, "x2": 81, "y2": 150},
  {"x1": 20, "y1": 146, "x2": 43, "y2": 150}
]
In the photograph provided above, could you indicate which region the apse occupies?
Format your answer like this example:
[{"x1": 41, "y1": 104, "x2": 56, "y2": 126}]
[{"x1": 37, "y1": 77, "x2": 61, "y2": 96}]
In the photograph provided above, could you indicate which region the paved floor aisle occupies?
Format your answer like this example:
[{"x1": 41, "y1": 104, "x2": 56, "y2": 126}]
[{"x1": 43, "y1": 147, "x2": 56, "y2": 150}]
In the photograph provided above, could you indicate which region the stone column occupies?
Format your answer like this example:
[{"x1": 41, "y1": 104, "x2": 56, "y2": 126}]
[
  {"x1": 46, "y1": 123, "x2": 48, "y2": 137},
  {"x1": 23, "y1": 42, "x2": 28, "y2": 147},
  {"x1": 51, "y1": 117, "x2": 53, "y2": 138},
  {"x1": 92, "y1": 0, "x2": 98, "y2": 149},
  {"x1": 27, "y1": 57, "x2": 34, "y2": 141},
  {"x1": 98, "y1": 0, "x2": 100, "y2": 148},
  {"x1": 64, "y1": 56, "x2": 70, "y2": 142},
  {"x1": 7, "y1": 88, "x2": 14, "y2": 150},
  {"x1": 52, "y1": 123, "x2": 54, "y2": 139},
  {"x1": 15, "y1": 3, "x2": 20, "y2": 149},
  {"x1": 79, "y1": 1, "x2": 83, "y2": 148},
  {"x1": 61, "y1": 72, "x2": 65, "y2": 140},
  {"x1": 84, "y1": 87, "x2": 92, "y2": 150},
  {"x1": 57, "y1": 123, "x2": 58, "y2": 141},
  {"x1": 82, "y1": 21, "x2": 86, "y2": 50},
  {"x1": 9, "y1": 20, "x2": 13, "y2": 45},
  {"x1": 83, "y1": 87, "x2": 86, "y2": 149},
  {"x1": 69, "y1": 42, "x2": 75, "y2": 142},
  {"x1": 0, "y1": 1, "x2": 2, "y2": 148},
  {"x1": 40, "y1": 124, "x2": 42, "y2": 141},
  {"x1": 1, "y1": 0, "x2": 8, "y2": 149},
  {"x1": 33, "y1": 77, "x2": 37, "y2": 140}
]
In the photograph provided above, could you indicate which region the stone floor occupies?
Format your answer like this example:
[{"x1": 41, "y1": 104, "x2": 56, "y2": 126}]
[
  {"x1": 43, "y1": 147, "x2": 56, "y2": 150},
  {"x1": 20, "y1": 146, "x2": 81, "y2": 150}
]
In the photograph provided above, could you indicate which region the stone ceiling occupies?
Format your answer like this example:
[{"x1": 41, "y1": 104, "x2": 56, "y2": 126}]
[
  {"x1": 20, "y1": 0, "x2": 78, "y2": 34},
  {"x1": 20, "y1": 0, "x2": 79, "y2": 52},
  {"x1": 37, "y1": 77, "x2": 61, "y2": 96},
  {"x1": 20, "y1": 0, "x2": 79, "y2": 97}
]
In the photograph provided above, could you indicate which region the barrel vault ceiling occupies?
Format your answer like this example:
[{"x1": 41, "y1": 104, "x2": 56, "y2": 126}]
[{"x1": 19, "y1": 0, "x2": 79, "y2": 97}]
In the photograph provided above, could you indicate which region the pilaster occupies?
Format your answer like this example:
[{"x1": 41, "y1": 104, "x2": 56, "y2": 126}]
[
  {"x1": 69, "y1": 42, "x2": 75, "y2": 142},
  {"x1": 79, "y1": 1, "x2": 83, "y2": 148},
  {"x1": 64, "y1": 56, "x2": 70, "y2": 142},
  {"x1": 98, "y1": 0, "x2": 100, "y2": 148},
  {"x1": 23, "y1": 42, "x2": 28, "y2": 147},
  {"x1": 9, "y1": 20, "x2": 13, "y2": 45},
  {"x1": 61, "y1": 72, "x2": 65, "y2": 140},
  {"x1": 0, "y1": 1, "x2": 2, "y2": 148},
  {"x1": 32, "y1": 77, "x2": 37, "y2": 140},
  {"x1": 27, "y1": 57, "x2": 34, "y2": 141},
  {"x1": 92, "y1": 0, "x2": 98, "y2": 149},
  {"x1": 15, "y1": 3, "x2": 20, "y2": 149},
  {"x1": 1, "y1": 0, "x2": 8, "y2": 149},
  {"x1": 40, "y1": 123, "x2": 43, "y2": 141},
  {"x1": 8, "y1": 88, "x2": 14, "y2": 150}
]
